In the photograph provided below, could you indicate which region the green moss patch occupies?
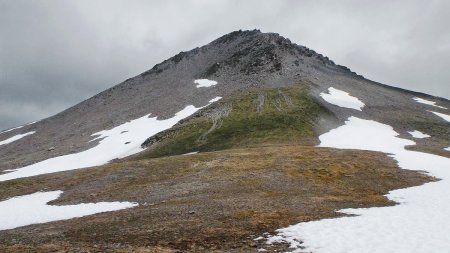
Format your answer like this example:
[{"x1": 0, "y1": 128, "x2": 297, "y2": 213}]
[{"x1": 140, "y1": 82, "x2": 330, "y2": 158}]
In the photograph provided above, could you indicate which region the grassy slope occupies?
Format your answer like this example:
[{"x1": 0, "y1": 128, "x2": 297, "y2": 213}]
[{"x1": 140, "y1": 83, "x2": 330, "y2": 159}]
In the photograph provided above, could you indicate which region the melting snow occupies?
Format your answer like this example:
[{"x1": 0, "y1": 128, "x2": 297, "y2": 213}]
[
  {"x1": 0, "y1": 131, "x2": 35, "y2": 146},
  {"x1": 267, "y1": 116, "x2": 450, "y2": 253},
  {"x1": 0, "y1": 190, "x2": 137, "y2": 231},
  {"x1": 431, "y1": 111, "x2": 450, "y2": 122},
  {"x1": 194, "y1": 79, "x2": 217, "y2": 88},
  {"x1": 408, "y1": 130, "x2": 430, "y2": 139},
  {"x1": 320, "y1": 87, "x2": 365, "y2": 111},
  {"x1": 209, "y1": 96, "x2": 222, "y2": 102},
  {"x1": 0, "y1": 98, "x2": 221, "y2": 182},
  {"x1": 0, "y1": 126, "x2": 23, "y2": 134},
  {"x1": 413, "y1": 97, "x2": 447, "y2": 109},
  {"x1": 0, "y1": 121, "x2": 36, "y2": 134},
  {"x1": 182, "y1": 151, "x2": 199, "y2": 156}
]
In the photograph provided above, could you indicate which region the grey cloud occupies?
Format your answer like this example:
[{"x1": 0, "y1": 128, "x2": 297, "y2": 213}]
[{"x1": 1, "y1": 0, "x2": 449, "y2": 130}]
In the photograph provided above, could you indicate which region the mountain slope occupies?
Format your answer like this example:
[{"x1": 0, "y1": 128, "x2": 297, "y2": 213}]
[
  {"x1": 1, "y1": 29, "x2": 448, "y2": 170},
  {"x1": 0, "y1": 30, "x2": 449, "y2": 252}
]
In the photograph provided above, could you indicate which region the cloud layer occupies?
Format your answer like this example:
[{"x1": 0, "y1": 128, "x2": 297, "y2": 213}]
[{"x1": 1, "y1": 0, "x2": 449, "y2": 130}]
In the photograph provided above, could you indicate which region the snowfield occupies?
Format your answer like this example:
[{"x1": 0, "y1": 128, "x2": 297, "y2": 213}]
[
  {"x1": 194, "y1": 79, "x2": 217, "y2": 88},
  {"x1": 0, "y1": 97, "x2": 221, "y2": 182},
  {"x1": 431, "y1": 111, "x2": 450, "y2": 122},
  {"x1": 408, "y1": 130, "x2": 430, "y2": 139},
  {"x1": 267, "y1": 116, "x2": 450, "y2": 253},
  {"x1": 0, "y1": 131, "x2": 35, "y2": 146},
  {"x1": 413, "y1": 97, "x2": 447, "y2": 109},
  {"x1": 320, "y1": 87, "x2": 365, "y2": 111},
  {"x1": 0, "y1": 191, "x2": 137, "y2": 231}
]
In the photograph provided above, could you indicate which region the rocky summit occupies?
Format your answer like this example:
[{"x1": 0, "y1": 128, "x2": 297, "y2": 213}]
[{"x1": 0, "y1": 30, "x2": 449, "y2": 252}]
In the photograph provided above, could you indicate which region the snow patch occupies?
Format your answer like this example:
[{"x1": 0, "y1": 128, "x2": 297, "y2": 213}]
[
  {"x1": 194, "y1": 79, "x2": 217, "y2": 88},
  {"x1": 209, "y1": 96, "x2": 222, "y2": 103},
  {"x1": 408, "y1": 130, "x2": 430, "y2": 139},
  {"x1": 0, "y1": 125, "x2": 23, "y2": 134},
  {"x1": 0, "y1": 98, "x2": 221, "y2": 182},
  {"x1": 0, "y1": 191, "x2": 137, "y2": 231},
  {"x1": 413, "y1": 97, "x2": 447, "y2": 109},
  {"x1": 0, "y1": 121, "x2": 36, "y2": 134},
  {"x1": 319, "y1": 117, "x2": 414, "y2": 153},
  {"x1": 431, "y1": 111, "x2": 450, "y2": 122},
  {"x1": 267, "y1": 116, "x2": 450, "y2": 253},
  {"x1": 320, "y1": 87, "x2": 365, "y2": 111},
  {"x1": 0, "y1": 131, "x2": 35, "y2": 146},
  {"x1": 182, "y1": 151, "x2": 199, "y2": 156}
]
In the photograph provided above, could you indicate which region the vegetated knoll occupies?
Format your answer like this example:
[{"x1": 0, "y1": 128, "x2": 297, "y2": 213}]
[
  {"x1": 139, "y1": 83, "x2": 333, "y2": 159},
  {"x1": 0, "y1": 145, "x2": 433, "y2": 252}
]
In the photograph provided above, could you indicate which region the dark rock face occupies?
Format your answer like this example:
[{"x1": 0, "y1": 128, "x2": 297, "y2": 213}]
[{"x1": 1, "y1": 29, "x2": 449, "y2": 170}]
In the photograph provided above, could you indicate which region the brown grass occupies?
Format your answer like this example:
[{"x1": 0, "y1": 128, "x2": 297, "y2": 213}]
[{"x1": 0, "y1": 145, "x2": 434, "y2": 252}]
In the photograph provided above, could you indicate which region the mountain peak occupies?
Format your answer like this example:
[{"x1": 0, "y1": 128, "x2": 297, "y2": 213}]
[
  {"x1": 211, "y1": 29, "x2": 338, "y2": 65},
  {"x1": 141, "y1": 30, "x2": 356, "y2": 80},
  {"x1": 211, "y1": 29, "x2": 264, "y2": 44},
  {"x1": 212, "y1": 29, "x2": 291, "y2": 45}
]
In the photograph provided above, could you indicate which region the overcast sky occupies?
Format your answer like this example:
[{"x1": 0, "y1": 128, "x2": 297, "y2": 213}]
[{"x1": 1, "y1": 0, "x2": 449, "y2": 130}]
